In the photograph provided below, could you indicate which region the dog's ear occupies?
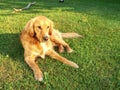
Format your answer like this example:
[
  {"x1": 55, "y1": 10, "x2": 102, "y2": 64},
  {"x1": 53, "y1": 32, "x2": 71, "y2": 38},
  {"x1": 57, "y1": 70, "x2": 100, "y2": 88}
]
[
  {"x1": 25, "y1": 19, "x2": 35, "y2": 37},
  {"x1": 49, "y1": 20, "x2": 54, "y2": 35}
]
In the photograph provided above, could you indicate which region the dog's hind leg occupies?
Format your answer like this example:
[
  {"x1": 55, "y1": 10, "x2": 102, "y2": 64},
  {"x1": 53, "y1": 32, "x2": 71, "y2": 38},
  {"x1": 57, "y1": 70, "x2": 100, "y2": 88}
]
[
  {"x1": 50, "y1": 36, "x2": 73, "y2": 53},
  {"x1": 58, "y1": 44, "x2": 64, "y2": 53}
]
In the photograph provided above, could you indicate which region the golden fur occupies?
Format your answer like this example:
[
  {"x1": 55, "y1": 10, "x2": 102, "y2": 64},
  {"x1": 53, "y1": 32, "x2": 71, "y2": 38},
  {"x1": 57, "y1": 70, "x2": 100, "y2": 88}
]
[{"x1": 20, "y1": 16, "x2": 79, "y2": 81}]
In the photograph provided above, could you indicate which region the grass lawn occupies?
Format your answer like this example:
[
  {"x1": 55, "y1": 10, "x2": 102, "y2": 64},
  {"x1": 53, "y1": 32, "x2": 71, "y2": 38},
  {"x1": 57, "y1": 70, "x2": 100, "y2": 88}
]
[{"x1": 0, "y1": 0, "x2": 120, "y2": 90}]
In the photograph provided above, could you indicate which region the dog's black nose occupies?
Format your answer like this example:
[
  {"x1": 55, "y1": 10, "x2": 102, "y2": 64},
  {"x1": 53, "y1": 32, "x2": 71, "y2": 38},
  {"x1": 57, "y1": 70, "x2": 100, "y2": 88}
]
[{"x1": 43, "y1": 36, "x2": 49, "y2": 41}]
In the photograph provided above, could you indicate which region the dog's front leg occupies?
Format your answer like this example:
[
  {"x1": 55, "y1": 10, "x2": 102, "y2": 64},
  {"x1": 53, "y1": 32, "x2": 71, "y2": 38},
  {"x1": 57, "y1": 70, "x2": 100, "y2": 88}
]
[
  {"x1": 46, "y1": 49, "x2": 79, "y2": 68},
  {"x1": 24, "y1": 54, "x2": 43, "y2": 81}
]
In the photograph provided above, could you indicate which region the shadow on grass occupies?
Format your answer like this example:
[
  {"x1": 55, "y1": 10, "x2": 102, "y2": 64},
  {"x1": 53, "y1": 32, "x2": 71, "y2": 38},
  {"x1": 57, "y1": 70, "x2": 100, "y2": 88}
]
[
  {"x1": 0, "y1": 33, "x2": 24, "y2": 62},
  {"x1": 0, "y1": 0, "x2": 120, "y2": 21}
]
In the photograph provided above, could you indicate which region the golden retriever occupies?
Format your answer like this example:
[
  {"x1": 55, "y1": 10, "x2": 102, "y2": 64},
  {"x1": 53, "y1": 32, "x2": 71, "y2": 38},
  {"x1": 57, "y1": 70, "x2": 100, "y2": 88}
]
[{"x1": 20, "y1": 16, "x2": 80, "y2": 81}]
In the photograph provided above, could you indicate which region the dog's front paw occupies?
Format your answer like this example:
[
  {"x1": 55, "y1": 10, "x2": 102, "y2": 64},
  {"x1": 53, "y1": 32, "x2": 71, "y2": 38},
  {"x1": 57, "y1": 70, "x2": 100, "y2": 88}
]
[
  {"x1": 70, "y1": 61, "x2": 79, "y2": 68},
  {"x1": 67, "y1": 48, "x2": 73, "y2": 53},
  {"x1": 34, "y1": 71, "x2": 43, "y2": 81}
]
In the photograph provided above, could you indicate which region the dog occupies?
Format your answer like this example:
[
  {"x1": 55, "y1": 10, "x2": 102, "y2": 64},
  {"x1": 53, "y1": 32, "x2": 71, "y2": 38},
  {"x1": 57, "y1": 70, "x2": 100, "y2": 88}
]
[{"x1": 20, "y1": 16, "x2": 81, "y2": 81}]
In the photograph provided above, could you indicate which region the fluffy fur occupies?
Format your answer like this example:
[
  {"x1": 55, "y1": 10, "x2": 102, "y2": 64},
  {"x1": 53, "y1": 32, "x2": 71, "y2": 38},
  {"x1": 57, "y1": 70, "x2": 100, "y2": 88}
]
[{"x1": 20, "y1": 16, "x2": 80, "y2": 81}]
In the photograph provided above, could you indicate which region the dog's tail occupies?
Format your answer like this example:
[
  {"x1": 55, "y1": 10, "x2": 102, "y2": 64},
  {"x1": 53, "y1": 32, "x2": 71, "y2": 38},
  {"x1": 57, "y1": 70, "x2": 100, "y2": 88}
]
[{"x1": 61, "y1": 32, "x2": 82, "y2": 38}]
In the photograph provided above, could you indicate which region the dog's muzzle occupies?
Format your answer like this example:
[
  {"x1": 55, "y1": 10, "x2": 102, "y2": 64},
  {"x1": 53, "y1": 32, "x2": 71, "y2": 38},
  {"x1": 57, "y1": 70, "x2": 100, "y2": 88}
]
[{"x1": 43, "y1": 36, "x2": 49, "y2": 41}]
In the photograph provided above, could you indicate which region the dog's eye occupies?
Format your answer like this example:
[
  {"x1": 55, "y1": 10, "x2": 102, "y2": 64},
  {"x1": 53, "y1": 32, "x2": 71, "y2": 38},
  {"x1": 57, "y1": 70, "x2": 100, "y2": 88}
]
[{"x1": 38, "y1": 26, "x2": 42, "y2": 29}]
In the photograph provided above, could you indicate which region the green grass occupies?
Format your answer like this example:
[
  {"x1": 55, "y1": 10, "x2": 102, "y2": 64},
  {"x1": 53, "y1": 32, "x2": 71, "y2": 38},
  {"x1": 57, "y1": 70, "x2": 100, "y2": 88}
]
[{"x1": 0, "y1": 0, "x2": 120, "y2": 90}]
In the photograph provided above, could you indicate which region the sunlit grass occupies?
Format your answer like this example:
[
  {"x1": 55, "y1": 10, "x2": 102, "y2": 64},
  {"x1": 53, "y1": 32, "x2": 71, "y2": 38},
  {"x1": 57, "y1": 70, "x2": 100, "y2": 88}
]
[{"x1": 0, "y1": 0, "x2": 120, "y2": 90}]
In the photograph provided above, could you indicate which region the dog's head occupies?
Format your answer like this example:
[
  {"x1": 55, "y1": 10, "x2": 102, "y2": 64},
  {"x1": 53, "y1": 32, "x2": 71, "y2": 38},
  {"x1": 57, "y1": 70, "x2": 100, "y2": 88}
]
[{"x1": 25, "y1": 16, "x2": 54, "y2": 42}]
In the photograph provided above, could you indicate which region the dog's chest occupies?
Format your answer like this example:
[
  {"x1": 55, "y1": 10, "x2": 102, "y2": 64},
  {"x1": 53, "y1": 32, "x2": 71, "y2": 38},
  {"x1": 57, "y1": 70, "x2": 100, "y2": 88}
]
[{"x1": 40, "y1": 42, "x2": 50, "y2": 58}]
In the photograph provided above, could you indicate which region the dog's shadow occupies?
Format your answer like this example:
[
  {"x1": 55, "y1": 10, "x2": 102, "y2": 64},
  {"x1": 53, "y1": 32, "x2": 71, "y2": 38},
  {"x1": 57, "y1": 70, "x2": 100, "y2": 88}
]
[{"x1": 0, "y1": 33, "x2": 24, "y2": 62}]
